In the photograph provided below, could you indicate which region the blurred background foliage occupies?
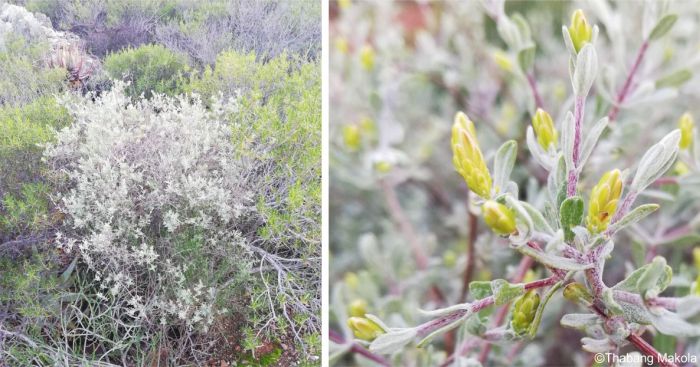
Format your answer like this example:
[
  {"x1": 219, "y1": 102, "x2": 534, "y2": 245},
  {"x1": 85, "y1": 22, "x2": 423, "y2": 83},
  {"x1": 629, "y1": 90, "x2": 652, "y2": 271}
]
[{"x1": 329, "y1": 1, "x2": 700, "y2": 366}]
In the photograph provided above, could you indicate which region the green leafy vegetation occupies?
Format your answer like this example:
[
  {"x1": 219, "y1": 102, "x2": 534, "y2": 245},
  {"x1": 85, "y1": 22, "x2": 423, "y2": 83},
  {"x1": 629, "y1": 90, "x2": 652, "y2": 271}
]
[
  {"x1": 104, "y1": 44, "x2": 189, "y2": 98},
  {"x1": 1, "y1": 1, "x2": 319, "y2": 365}
]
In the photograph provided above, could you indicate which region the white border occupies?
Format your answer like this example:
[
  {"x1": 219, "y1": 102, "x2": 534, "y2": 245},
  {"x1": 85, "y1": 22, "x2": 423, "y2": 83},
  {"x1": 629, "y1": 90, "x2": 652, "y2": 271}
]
[{"x1": 321, "y1": 0, "x2": 330, "y2": 365}]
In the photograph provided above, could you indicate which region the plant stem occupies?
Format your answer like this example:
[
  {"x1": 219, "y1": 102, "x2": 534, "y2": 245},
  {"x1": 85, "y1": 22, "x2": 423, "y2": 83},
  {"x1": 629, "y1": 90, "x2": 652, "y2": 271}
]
[
  {"x1": 588, "y1": 298, "x2": 678, "y2": 367},
  {"x1": 627, "y1": 333, "x2": 678, "y2": 367},
  {"x1": 608, "y1": 40, "x2": 650, "y2": 122},
  {"x1": 526, "y1": 73, "x2": 544, "y2": 109},
  {"x1": 458, "y1": 211, "x2": 478, "y2": 303},
  {"x1": 328, "y1": 329, "x2": 391, "y2": 366},
  {"x1": 380, "y1": 178, "x2": 429, "y2": 270},
  {"x1": 449, "y1": 257, "x2": 533, "y2": 366},
  {"x1": 418, "y1": 276, "x2": 559, "y2": 338},
  {"x1": 584, "y1": 244, "x2": 607, "y2": 298},
  {"x1": 609, "y1": 190, "x2": 638, "y2": 227},
  {"x1": 567, "y1": 95, "x2": 585, "y2": 197}
]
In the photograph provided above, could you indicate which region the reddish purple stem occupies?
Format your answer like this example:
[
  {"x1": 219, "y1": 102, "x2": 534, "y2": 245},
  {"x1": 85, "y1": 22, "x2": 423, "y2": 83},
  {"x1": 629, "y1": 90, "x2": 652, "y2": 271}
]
[
  {"x1": 417, "y1": 276, "x2": 558, "y2": 339},
  {"x1": 567, "y1": 96, "x2": 585, "y2": 197},
  {"x1": 609, "y1": 190, "x2": 638, "y2": 228},
  {"x1": 608, "y1": 41, "x2": 650, "y2": 122},
  {"x1": 329, "y1": 329, "x2": 391, "y2": 366},
  {"x1": 527, "y1": 73, "x2": 544, "y2": 109}
]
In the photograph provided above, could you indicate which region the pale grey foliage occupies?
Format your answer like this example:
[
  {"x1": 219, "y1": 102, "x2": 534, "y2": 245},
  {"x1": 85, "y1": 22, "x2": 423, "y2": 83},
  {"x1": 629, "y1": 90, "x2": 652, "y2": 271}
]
[{"x1": 44, "y1": 82, "x2": 254, "y2": 331}]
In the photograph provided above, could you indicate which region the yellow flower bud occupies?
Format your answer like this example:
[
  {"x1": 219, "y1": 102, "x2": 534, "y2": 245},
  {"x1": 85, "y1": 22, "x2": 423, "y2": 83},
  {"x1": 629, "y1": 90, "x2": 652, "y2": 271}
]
[
  {"x1": 512, "y1": 290, "x2": 539, "y2": 335},
  {"x1": 347, "y1": 316, "x2": 385, "y2": 341},
  {"x1": 342, "y1": 124, "x2": 361, "y2": 151},
  {"x1": 334, "y1": 37, "x2": 349, "y2": 54},
  {"x1": 359, "y1": 117, "x2": 376, "y2": 135},
  {"x1": 563, "y1": 282, "x2": 594, "y2": 306},
  {"x1": 374, "y1": 160, "x2": 392, "y2": 173},
  {"x1": 568, "y1": 9, "x2": 592, "y2": 53},
  {"x1": 532, "y1": 108, "x2": 558, "y2": 150},
  {"x1": 338, "y1": 0, "x2": 351, "y2": 10},
  {"x1": 348, "y1": 299, "x2": 368, "y2": 317},
  {"x1": 586, "y1": 169, "x2": 623, "y2": 234},
  {"x1": 693, "y1": 247, "x2": 700, "y2": 271},
  {"x1": 482, "y1": 200, "x2": 517, "y2": 236},
  {"x1": 679, "y1": 112, "x2": 694, "y2": 150},
  {"x1": 674, "y1": 161, "x2": 690, "y2": 176},
  {"x1": 522, "y1": 269, "x2": 537, "y2": 283},
  {"x1": 451, "y1": 112, "x2": 492, "y2": 199},
  {"x1": 345, "y1": 272, "x2": 359, "y2": 290},
  {"x1": 443, "y1": 249, "x2": 457, "y2": 268},
  {"x1": 359, "y1": 45, "x2": 375, "y2": 71},
  {"x1": 492, "y1": 50, "x2": 513, "y2": 73}
]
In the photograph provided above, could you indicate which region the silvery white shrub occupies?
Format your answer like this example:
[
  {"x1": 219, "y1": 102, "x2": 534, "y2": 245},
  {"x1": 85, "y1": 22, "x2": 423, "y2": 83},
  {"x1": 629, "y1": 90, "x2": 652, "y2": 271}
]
[{"x1": 44, "y1": 82, "x2": 254, "y2": 331}]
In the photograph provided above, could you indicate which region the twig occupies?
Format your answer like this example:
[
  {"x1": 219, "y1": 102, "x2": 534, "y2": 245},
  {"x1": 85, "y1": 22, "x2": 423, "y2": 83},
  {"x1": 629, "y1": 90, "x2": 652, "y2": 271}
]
[
  {"x1": 458, "y1": 211, "x2": 478, "y2": 303},
  {"x1": 608, "y1": 40, "x2": 650, "y2": 122},
  {"x1": 627, "y1": 333, "x2": 678, "y2": 367},
  {"x1": 526, "y1": 73, "x2": 544, "y2": 109},
  {"x1": 418, "y1": 276, "x2": 558, "y2": 340},
  {"x1": 380, "y1": 178, "x2": 429, "y2": 270},
  {"x1": 329, "y1": 329, "x2": 390, "y2": 366}
]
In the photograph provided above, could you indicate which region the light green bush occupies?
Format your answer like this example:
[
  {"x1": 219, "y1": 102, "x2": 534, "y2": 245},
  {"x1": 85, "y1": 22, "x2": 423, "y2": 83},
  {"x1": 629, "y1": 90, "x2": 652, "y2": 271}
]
[
  {"x1": 188, "y1": 52, "x2": 321, "y2": 347},
  {"x1": 0, "y1": 36, "x2": 66, "y2": 106},
  {"x1": 0, "y1": 96, "x2": 71, "y2": 240},
  {"x1": 104, "y1": 44, "x2": 189, "y2": 98},
  {"x1": 1, "y1": 182, "x2": 51, "y2": 235}
]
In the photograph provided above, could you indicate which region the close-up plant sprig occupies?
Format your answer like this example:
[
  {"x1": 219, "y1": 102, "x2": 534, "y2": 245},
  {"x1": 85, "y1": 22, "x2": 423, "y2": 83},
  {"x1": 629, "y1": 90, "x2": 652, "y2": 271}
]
[{"x1": 330, "y1": 1, "x2": 700, "y2": 366}]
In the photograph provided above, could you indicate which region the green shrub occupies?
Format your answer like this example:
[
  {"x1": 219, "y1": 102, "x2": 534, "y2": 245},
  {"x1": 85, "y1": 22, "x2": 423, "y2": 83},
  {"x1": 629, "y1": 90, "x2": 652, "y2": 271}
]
[
  {"x1": 194, "y1": 51, "x2": 322, "y2": 346},
  {"x1": 1, "y1": 182, "x2": 51, "y2": 235},
  {"x1": 104, "y1": 44, "x2": 189, "y2": 98},
  {"x1": 0, "y1": 96, "x2": 71, "y2": 238},
  {"x1": 0, "y1": 36, "x2": 66, "y2": 106}
]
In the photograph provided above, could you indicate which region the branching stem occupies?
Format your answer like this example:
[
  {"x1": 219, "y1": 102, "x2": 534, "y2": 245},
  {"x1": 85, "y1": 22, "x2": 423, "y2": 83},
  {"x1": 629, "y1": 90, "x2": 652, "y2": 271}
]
[
  {"x1": 417, "y1": 276, "x2": 558, "y2": 339},
  {"x1": 608, "y1": 40, "x2": 650, "y2": 122}
]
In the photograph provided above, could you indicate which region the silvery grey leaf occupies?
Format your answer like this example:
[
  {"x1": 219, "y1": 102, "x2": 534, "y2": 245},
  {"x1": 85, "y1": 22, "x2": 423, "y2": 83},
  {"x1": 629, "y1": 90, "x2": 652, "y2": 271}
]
[
  {"x1": 649, "y1": 308, "x2": 700, "y2": 337},
  {"x1": 493, "y1": 140, "x2": 518, "y2": 195},
  {"x1": 369, "y1": 327, "x2": 418, "y2": 354},
  {"x1": 581, "y1": 337, "x2": 613, "y2": 353},
  {"x1": 418, "y1": 303, "x2": 471, "y2": 318},
  {"x1": 526, "y1": 126, "x2": 554, "y2": 170},
  {"x1": 648, "y1": 13, "x2": 677, "y2": 41},
  {"x1": 561, "y1": 313, "x2": 599, "y2": 331},
  {"x1": 562, "y1": 25, "x2": 576, "y2": 59},
  {"x1": 677, "y1": 296, "x2": 700, "y2": 318},
  {"x1": 579, "y1": 117, "x2": 608, "y2": 169},
  {"x1": 505, "y1": 195, "x2": 534, "y2": 245},
  {"x1": 497, "y1": 16, "x2": 522, "y2": 49},
  {"x1": 561, "y1": 111, "x2": 575, "y2": 173},
  {"x1": 572, "y1": 44, "x2": 598, "y2": 98},
  {"x1": 517, "y1": 244, "x2": 593, "y2": 271},
  {"x1": 631, "y1": 129, "x2": 681, "y2": 192},
  {"x1": 607, "y1": 204, "x2": 659, "y2": 235},
  {"x1": 520, "y1": 201, "x2": 554, "y2": 234}
]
